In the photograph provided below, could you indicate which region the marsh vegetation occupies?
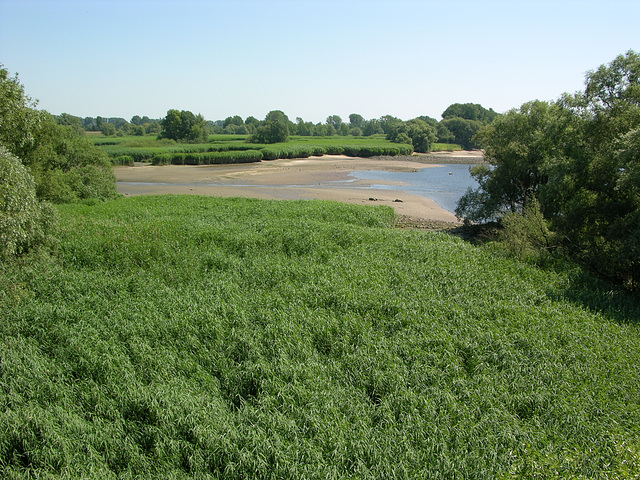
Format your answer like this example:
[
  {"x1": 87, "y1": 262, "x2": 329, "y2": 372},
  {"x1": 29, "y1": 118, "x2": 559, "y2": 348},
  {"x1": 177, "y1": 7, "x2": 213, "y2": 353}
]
[{"x1": 2, "y1": 196, "x2": 639, "y2": 478}]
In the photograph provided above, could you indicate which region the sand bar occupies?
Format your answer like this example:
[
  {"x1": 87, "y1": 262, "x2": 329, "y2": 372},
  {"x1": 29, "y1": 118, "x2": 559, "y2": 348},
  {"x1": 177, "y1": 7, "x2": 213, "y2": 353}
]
[{"x1": 114, "y1": 152, "x2": 484, "y2": 223}]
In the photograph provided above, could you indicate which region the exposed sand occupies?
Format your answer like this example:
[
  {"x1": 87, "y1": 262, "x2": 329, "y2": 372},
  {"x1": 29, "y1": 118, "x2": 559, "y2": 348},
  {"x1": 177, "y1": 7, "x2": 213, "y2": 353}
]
[{"x1": 114, "y1": 151, "x2": 484, "y2": 223}]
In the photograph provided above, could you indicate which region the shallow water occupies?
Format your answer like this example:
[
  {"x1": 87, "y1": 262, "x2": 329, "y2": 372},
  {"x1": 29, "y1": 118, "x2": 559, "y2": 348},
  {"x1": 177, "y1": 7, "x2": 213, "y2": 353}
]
[
  {"x1": 118, "y1": 164, "x2": 480, "y2": 214},
  {"x1": 349, "y1": 164, "x2": 479, "y2": 213}
]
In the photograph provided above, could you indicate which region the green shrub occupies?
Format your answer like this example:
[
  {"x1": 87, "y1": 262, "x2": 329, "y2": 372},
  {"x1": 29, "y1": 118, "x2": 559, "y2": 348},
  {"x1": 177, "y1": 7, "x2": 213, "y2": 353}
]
[
  {"x1": 33, "y1": 163, "x2": 118, "y2": 203},
  {"x1": 0, "y1": 146, "x2": 57, "y2": 259},
  {"x1": 150, "y1": 150, "x2": 263, "y2": 166},
  {"x1": 112, "y1": 155, "x2": 134, "y2": 166},
  {"x1": 102, "y1": 146, "x2": 165, "y2": 161},
  {"x1": 499, "y1": 198, "x2": 556, "y2": 262}
]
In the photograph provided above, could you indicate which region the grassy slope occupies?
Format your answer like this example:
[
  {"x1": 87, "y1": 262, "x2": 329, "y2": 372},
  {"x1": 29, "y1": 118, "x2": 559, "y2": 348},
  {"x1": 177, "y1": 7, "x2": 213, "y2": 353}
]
[{"x1": 1, "y1": 195, "x2": 639, "y2": 479}]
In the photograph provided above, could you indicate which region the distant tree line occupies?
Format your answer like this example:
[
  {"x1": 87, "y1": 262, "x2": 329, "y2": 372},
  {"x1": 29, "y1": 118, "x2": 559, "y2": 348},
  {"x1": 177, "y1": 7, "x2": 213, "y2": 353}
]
[
  {"x1": 150, "y1": 103, "x2": 499, "y2": 150},
  {"x1": 456, "y1": 51, "x2": 640, "y2": 290},
  {"x1": 57, "y1": 102, "x2": 499, "y2": 151},
  {"x1": 55, "y1": 113, "x2": 162, "y2": 137}
]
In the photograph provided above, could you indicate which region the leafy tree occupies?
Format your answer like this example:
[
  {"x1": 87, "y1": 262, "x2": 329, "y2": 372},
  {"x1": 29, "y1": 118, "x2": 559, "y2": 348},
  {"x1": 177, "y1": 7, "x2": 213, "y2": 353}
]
[
  {"x1": 442, "y1": 103, "x2": 499, "y2": 123},
  {"x1": 250, "y1": 110, "x2": 290, "y2": 144},
  {"x1": 264, "y1": 110, "x2": 289, "y2": 124},
  {"x1": 55, "y1": 113, "x2": 84, "y2": 134},
  {"x1": 546, "y1": 50, "x2": 640, "y2": 286},
  {"x1": 245, "y1": 116, "x2": 260, "y2": 127},
  {"x1": 296, "y1": 117, "x2": 314, "y2": 136},
  {"x1": 456, "y1": 51, "x2": 640, "y2": 289},
  {"x1": 349, "y1": 113, "x2": 365, "y2": 129},
  {"x1": 436, "y1": 123, "x2": 455, "y2": 143},
  {"x1": 179, "y1": 110, "x2": 197, "y2": 139},
  {"x1": 363, "y1": 118, "x2": 383, "y2": 136},
  {"x1": 393, "y1": 132, "x2": 412, "y2": 145},
  {"x1": 144, "y1": 121, "x2": 161, "y2": 135},
  {"x1": 100, "y1": 122, "x2": 117, "y2": 136},
  {"x1": 0, "y1": 65, "x2": 117, "y2": 203},
  {"x1": 498, "y1": 198, "x2": 555, "y2": 262},
  {"x1": 456, "y1": 100, "x2": 557, "y2": 221},
  {"x1": 83, "y1": 117, "x2": 97, "y2": 130},
  {"x1": 223, "y1": 115, "x2": 244, "y2": 128},
  {"x1": 29, "y1": 115, "x2": 118, "y2": 202},
  {"x1": 314, "y1": 124, "x2": 327, "y2": 137},
  {"x1": 130, "y1": 115, "x2": 143, "y2": 126},
  {"x1": 387, "y1": 119, "x2": 436, "y2": 153},
  {"x1": 379, "y1": 115, "x2": 402, "y2": 134},
  {"x1": 0, "y1": 146, "x2": 57, "y2": 259},
  {"x1": 440, "y1": 116, "x2": 482, "y2": 149},
  {"x1": 132, "y1": 125, "x2": 146, "y2": 136},
  {"x1": 160, "y1": 109, "x2": 182, "y2": 140},
  {"x1": 415, "y1": 115, "x2": 439, "y2": 127},
  {"x1": 159, "y1": 109, "x2": 208, "y2": 143},
  {"x1": 326, "y1": 115, "x2": 342, "y2": 130},
  {"x1": 0, "y1": 66, "x2": 43, "y2": 159}
]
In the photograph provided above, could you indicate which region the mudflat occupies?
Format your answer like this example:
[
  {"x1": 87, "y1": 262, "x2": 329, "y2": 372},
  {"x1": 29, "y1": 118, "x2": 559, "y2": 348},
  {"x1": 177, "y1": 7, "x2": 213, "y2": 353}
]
[{"x1": 114, "y1": 151, "x2": 484, "y2": 223}]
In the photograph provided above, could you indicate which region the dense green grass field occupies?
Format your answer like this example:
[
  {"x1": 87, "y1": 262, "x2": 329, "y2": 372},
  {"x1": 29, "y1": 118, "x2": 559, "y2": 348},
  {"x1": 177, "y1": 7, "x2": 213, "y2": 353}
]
[{"x1": 2, "y1": 196, "x2": 639, "y2": 478}]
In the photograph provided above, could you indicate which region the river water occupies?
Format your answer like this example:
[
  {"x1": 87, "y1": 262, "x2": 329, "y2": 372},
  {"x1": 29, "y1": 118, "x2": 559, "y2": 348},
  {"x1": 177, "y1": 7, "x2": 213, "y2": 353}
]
[
  {"x1": 350, "y1": 163, "x2": 479, "y2": 214},
  {"x1": 119, "y1": 163, "x2": 481, "y2": 215}
]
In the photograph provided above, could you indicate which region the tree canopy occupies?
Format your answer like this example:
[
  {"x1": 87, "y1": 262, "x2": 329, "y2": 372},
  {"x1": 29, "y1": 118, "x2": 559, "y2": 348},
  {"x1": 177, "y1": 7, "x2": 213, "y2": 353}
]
[
  {"x1": 442, "y1": 103, "x2": 499, "y2": 123},
  {"x1": 456, "y1": 50, "x2": 640, "y2": 289},
  {"x1": 0, "y1": 64, "x2": 118, "y2": 204},
  {"x1": 387, "y1": 119, "x2": 437, "y2": 153},
  {"x1": 250, "y1": 110, "x2": 290, "y2": 144},
  {"x1": 159, "y1": 109, "x2": 208, "y2": 143}
]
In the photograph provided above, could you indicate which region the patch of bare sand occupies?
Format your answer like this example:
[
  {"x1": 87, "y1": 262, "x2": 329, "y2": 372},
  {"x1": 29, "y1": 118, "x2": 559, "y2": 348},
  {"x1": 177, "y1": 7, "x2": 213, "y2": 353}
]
[{"x1": 114, "y1": 155, "x2": 463, "y2": 224}]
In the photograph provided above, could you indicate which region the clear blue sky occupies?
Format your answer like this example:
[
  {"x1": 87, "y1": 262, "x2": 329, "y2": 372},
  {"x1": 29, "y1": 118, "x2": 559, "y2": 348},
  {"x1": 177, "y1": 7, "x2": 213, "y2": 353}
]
[{"x1": 1, "y1": 0, "x2": 638, "y2": 123}]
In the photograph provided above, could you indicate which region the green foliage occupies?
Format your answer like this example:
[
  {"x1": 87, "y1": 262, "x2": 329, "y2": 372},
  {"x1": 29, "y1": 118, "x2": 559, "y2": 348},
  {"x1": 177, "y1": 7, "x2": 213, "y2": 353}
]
[
  {"x1": 431, "y1": 143, "x2": 463, "y2": 152},
  {"x1": 0, "y1": 146, "x2": 57, "y2": 259},
  {"x1": 457, "y1": 100, "x2": 557, "y2": 221},
  {"x1": 387, "y1": 119, "x2": 437, "y2": 153},
  {"x1": 498, "y1": 198, "x2": 556, "y2": 262},
  {"x1": 0, "y1": 65, "x2": 44, "y2": 159},
  {"x1": 440, "y1": 116, "x2": 482, "y2": 150},
  {"x1": 250, "y1": 110, "x2": 290, "y2": 144},
  {"x1": 112, "y1": 155, "x2": 135, "y2": 166},
  {"x1": 436, "y1": 123, "x2": 456, "y2": 143},
  {"x1": 1, "y1": 195, "x2": 639, "y2": 478},
  {"x1": 349, "y1": 113, "x2": 365, "y2": 129},
  {"x1": 442, "y1": 103, "x2": 499, "y2": 123},
  {"x1": 457, "y1": 51, "x2": 640, "y2": 289},
  {"x1": 26, "y1": 116, "x2": 118, "y2": 203},
  {"x1": 151, "y1": 149, "x2": 263, "y2": 165},
  {"x1": 54, "y1": 113, "x2": 84, "y2": 135},
  {"x1": 393, "y1": 132, "x2": 412, "y2": 145},
  {"x1": 0, "y1": 65, "x2": 119, "y2": 204},
  {"x1": 159, "y1": 109, "x2": 208, "y2": 143},
  {"x1": 438, "y1": 103, "x2": 498, "y2": 149},
  {"x1": 260, "y1": 144, "x2": 320, "y2": 160},
  {"x1": 99, "y1": 135, "x2": 413, "y2": 165},
  {"x1": 326, "y1": 115, "x2": 343, "y2": 130}
]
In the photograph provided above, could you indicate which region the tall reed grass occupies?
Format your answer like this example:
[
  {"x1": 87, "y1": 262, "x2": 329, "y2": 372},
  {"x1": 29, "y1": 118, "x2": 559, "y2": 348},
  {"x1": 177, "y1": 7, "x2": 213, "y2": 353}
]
[{"x1": 2, "y1": 196, "x2": 638, "y2": 478}]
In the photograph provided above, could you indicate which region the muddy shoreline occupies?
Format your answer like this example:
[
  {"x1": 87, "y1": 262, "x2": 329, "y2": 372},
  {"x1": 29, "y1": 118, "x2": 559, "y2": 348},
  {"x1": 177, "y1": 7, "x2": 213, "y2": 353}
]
[{"x1": 114, "y1": 151, "x2": 484, "y2": 224}]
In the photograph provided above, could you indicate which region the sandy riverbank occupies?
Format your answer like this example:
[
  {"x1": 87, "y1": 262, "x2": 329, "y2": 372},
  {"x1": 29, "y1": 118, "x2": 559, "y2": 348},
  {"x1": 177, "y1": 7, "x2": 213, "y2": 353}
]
[{"x1": 114, "y1": 151, "x2": 484, "y2": 223}]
